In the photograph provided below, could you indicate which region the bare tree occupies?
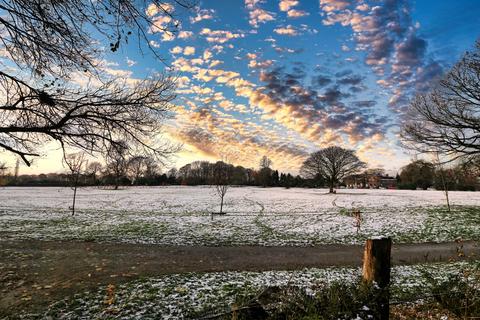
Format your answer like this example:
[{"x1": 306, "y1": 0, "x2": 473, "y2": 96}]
[
  {"x1": 259, "y1": 156, "x2": 272, "y2": 170},
  {"x1": 64, "y1": 152, "x2": 86, "y2": 216},
  {"x1": 127, "y1": 155, "x2": 150, "y2": 184},
  {"x1": 105, "y1": 143, "x2": 128, "y2": 190},
  {"x1": 258, "y1": 155, "x2": 273, "y2": 187},
  {"x1": 300, "y1": 146, "x2": 366, "y2": 193},
  {"x1": 0, "y1": 0, "x2": 193, "y2": 165},
  {"x1": 1, "y1": 74, "x2": 178, "y2": 165},
  {"x1": 86, "y1": 161, "x2": 103, "y2": 185},
  {"x1": 212, "y1": 161, "x2": 231, "y2": 215},
  {"x1": 144, "y1": 157, "x2": 160, "y2": 180},
  {"x1": 0, "y1": 161, "x2": 7, "y2": 174},
  {"x1": 0, "y1": 162, "x2": 7, "y2": 185},
  {"x1": 401, "y1": 41, "x2": 480, "y2": 163}
]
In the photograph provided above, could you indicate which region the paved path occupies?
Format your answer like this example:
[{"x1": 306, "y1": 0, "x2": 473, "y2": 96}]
[{"x1": 1, "y1": 239, "x2": 479, "y2": 316}]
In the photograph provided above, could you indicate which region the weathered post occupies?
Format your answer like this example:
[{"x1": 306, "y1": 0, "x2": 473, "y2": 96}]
[{"x1": 362, "y1": 237, "x2": 392, "y2": 319}]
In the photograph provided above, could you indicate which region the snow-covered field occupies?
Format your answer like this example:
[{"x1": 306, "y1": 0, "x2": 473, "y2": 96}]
[
  {"x1": 0, "y1": 186, "x2": 479, "y2": 245},
  {"x1": 24, "y1": 261, "x2": 480, "y2": 319}
]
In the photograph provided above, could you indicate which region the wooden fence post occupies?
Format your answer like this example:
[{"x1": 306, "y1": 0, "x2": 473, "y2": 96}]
[{"x1": 362, "y1": 237, "x2": 392, "y2": 319}]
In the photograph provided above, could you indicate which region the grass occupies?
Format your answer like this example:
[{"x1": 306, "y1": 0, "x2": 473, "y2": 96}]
[
  {"x1": 1, "y1": 205, "x2": 479, "y2": 246},
  {"x1": 12, "y1": 261, "x2": 480, "y2": 320}
]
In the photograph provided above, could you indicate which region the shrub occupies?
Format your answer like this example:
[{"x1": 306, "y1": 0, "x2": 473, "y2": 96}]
[
  {"x1": 196, "y1": 280, "x2": 389, "y2": 320},
  {"x1": 421, "y1": 267, "x2": 480, "y2": 318}
]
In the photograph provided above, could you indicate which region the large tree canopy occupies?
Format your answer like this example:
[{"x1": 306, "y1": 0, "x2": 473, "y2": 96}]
[
  {"x1": 401, "y1": 41, "x2": 480, "y2": 163},
  {"x1": 300, "y1": 146, "x2": 366, "y2": 193},
  {"x1": 0, "y1": 0, "x2": 193, "y2": 165}
]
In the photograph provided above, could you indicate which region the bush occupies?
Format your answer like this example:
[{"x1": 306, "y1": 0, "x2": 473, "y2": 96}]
[
  {"x1": 397, "y1": 183, "x2": 417, "y2": 190},
  {"x1": 422, "y1": 267, "x2": 480, "y2": 318},
  {"x1": 196, "y1": 280, "x2": 389, "y2": 320}
]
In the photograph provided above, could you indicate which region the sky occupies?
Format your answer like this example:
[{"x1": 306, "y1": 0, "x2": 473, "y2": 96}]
[{"x1": 2, "y1": 0, "x2": 480, "y2": 175}]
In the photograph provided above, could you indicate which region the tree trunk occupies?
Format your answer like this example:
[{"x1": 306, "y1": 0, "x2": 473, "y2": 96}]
[
  {"x1": 220, "y1": 195, "x2": 224, "y2": 214},
  {"x1": 362, "y1": 238, "x2": 392, "y2": 320},
  {"x1": 72, "y1": 178, "x2": 78, "y2": 216},
  {"x1": 72, "y1": 187, "x2": 77, "y2": 216}
]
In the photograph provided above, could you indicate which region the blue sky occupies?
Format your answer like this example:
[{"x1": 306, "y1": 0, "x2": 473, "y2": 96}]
[{"x1": 7, "y1": 0, "x2": 480, "y2": 174}]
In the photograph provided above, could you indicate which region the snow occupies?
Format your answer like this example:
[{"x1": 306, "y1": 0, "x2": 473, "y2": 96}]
[
  {"x1": 0, "y1": 186, "x2": 479, "y2": 245},
  {"x1": 22, "y1": 261, "x2": 479, "y2": 319}
]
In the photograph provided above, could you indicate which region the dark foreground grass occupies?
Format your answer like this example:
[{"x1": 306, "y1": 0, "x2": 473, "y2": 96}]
[{"x1": 194, "y1": 262, "x2": 480, "y2": 320}]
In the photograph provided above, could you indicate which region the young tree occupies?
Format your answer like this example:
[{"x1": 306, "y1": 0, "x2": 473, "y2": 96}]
[
  {"x1": 64, "y1": 152, "x2": 86, "y2": 216},
  {"x1": 434, "y1": 153, "x2": 451, "y2": 212},
  {"x1": 300, "y1": 146, "x2": 366, "y2": 193},
  {"x1": 401, "y1": 40, "x2": 480, "y2": 163},
  {"x1": 0, "y1": 0, "x2": 192, "y2": 165},
  {"x1": 212, "y1": 161, "x2": 231, "y2": 215}
]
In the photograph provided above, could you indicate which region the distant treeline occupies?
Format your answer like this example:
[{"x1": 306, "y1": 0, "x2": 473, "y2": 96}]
[
  {"x1": 396, "y1": 160, "x2": 479, "y2": 191},
  {"x1": 1, "y1": 158, "x2": 478, "y2": 191},
  {"x1": 0, "y1": 159, "x2": 316, "y2": 188}
]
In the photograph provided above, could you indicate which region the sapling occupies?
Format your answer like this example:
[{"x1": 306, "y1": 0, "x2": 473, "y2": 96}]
[
  {"x1": 64, "y1": 152, "x2": 87, "y2": 216},
  {"x1": 211, "y1": 160, "x2": 231, "y2": 218},
  {"x1": 435, "y1": 152, "x2": 451, "y2": 212}
]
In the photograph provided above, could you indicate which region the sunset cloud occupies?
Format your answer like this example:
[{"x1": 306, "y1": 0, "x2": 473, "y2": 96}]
[
  {"x1": 190, "y1": 8, "x2": 215, "y2": 23},
  {"x1": 287, "y1": 9, "x2": 309, "y2": 18},
  {"x1": 199, "y1": 28, "x2": 245, "y2": 43},
  {"x1": 245, "y1": 0, "x2": 275, "y2": 28},
  {"x1": 274, "y1": 25, "x2": 300, "y2": 36},
  {"x1": 5, "y1": 1, "x2": 473, "y2": 175}
]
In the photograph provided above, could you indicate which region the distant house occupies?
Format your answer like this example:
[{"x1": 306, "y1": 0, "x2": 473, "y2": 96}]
[
  {"x1": 344, "y1": 173, "x2": 397, "y2": 189},
  {"x1": 344, "y1": 174, "x2": 367, "y2": 188},
  {"x1": 379, "y1": 176, "x2": 397, "y2": 189}
]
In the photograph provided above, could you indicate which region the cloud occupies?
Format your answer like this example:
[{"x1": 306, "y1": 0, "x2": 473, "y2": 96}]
[
  {"x1": 190, "y1": 8, "x2": 215, "y2": 23},
  {"x1": 393, "y1": 32, "x2": 427, "y2": 70},
  {"x1": 170, "y1": 46, "x2": 183, "y2": 54},
  {"x1": 337, "y1": 74, "x2": 364, "y2": 86},
  {"x1": 250, "y1": 67, "x2": 387, "y2": 145},
  {"x1": 126, "y1": 58, "x2": 137, "y2": 67},
  {"x1": 149, "y1": 40, "x2": 160, "y2": 48},
  {"x1": 172, "y1": 105, "x2": 308, "y2": 170},
  {"x1": 248, "y1": 59, "x2": 274, "y2": 69},
  {"x1": 178, "y1": 31, "x2": 194, "y2": 39},
  {"x1": 353, "y1": 100, "x2": 377, "y2": 108},
  {"x1": 320, "y1": 0, "x2": 350, "y2": 12},
  {"x1": 245, "y1": 0, "x2": 275, "y2": 28},
  {"x1": 170, "y1": 46, "x2": 196, "y2": 56},
  {"x1": 318, "y1": 0, "x2": 444, "y2": 112},
  {"x1": 145, "y1": 3, "x2": 174, "y2": 17},
  {"x1": 249, "y1": 8, "x2": 275, "y2": 27},
  {"x1": 312, "y1": 75, "x2": 332, "y2": 87},
  {"x1": 274, "y1": 25, "x2": 300, "y2": 36},
  {"x1": 278, "y1": 0, "x2": 308, "y2": 18},
  {"x1": 287, "y1": 9, "x2": 309, "y2": 18},
  {"x1": 184, "y1": 46, "x2": 196, "y2": 56},
  {"x1": 199, "y1": 28, "x2": 245, "y2": 43},
  {"x1": 279, "y1": 0, "x2": 298, "y2": 11},
  {"x1": 246, "y1": 52, "x2": 274, "y2": 69}
]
